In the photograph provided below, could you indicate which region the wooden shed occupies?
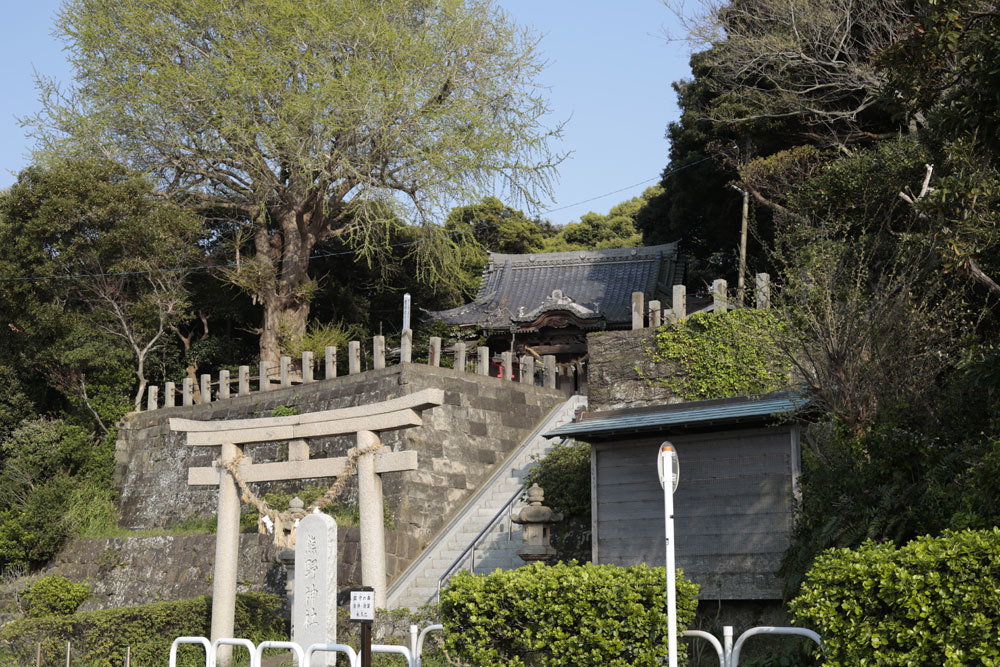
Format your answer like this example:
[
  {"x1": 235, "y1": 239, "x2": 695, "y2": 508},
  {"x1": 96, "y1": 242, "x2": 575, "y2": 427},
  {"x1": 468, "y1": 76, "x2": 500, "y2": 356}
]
[{"x1": 546, "y1": 393, "x2": 803, "y2": 600}]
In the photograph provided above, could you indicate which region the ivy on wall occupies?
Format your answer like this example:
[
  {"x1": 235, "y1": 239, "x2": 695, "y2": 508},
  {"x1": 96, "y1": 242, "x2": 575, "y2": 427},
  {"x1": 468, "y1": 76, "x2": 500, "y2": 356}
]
[{"x1": 649, "y1": 309, "x2": 792, "y2": 400}]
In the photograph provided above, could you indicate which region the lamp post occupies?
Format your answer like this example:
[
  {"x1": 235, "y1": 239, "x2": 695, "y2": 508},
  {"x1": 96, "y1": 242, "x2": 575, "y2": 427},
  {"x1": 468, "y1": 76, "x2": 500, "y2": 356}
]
[{"x1": 658, "y1": 442, "x2": 680, "y2": 667}]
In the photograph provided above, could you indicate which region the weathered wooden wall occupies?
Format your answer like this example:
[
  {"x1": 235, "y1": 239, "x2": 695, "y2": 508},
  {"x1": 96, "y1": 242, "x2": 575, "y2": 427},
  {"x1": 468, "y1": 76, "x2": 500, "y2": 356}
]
[{"x1": 592, "y1": 425, "x2": 799, "y2": 600}]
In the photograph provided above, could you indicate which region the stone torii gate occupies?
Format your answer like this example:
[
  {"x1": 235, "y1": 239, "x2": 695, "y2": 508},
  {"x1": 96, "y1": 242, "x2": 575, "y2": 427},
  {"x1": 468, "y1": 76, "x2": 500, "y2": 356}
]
[{"x1": 169, "y1": 388, "x2": 443, "y2": 662}]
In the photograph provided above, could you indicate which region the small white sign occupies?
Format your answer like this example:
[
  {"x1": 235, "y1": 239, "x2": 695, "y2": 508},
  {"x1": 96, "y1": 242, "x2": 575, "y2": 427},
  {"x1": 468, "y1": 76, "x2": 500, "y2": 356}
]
[
  {"x1": 350, "y1": 590, "x2": 375, "y2": 621},
  {"x1": 657, "y1": 442, "x2": 680, "y2": 493}
]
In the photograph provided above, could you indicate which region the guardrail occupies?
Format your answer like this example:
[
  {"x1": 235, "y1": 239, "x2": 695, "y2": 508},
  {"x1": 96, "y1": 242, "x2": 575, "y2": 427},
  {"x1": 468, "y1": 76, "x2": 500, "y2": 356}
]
[{"x1": 681, "y1": 625, "x2": 823, "y2": 666}]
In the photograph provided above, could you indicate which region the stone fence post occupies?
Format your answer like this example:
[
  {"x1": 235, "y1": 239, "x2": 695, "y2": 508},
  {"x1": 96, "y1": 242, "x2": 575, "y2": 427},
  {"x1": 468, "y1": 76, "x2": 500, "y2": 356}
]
[
  {"x1": 280, "y1": 356, "x2": 291, "y2": 388},
  {"x1": 325, "y1": 346, "x2": 336, "y2": 379},
  {"x1": 373, "y1": 336, "x2": 386, "y2": 369},
  {"x1": 400, "y1": 329, "x2": 412, "y2": 363},
  {"x1": 756, "y1": 272, "x2": 771, "y2": 309},
  {"x1": 348, "y1": 341, "x2": 361, "y2": 375},
  {"x1": 672, "y1": 285, "x2": 686, "y2": 321},
  {"x1": 428, "y1": 337, "x2": 441, "y2": 367},
  {"x1": 631, "y1": 292, "x2": 644, "y2": 329},
  {"x1": 200, "y1": 374, "x2": 212, "y2": 403},
  {"x1": 238, "y1": 367, "x2": 250, "y2": 396},
  {"x1": 520, "y1": 356, "x2": 535, "y2": 385},
  {"x1": 649, "y1": 300, "x2": 662, "y2": 328},
  {"x1": 302, "y1": 351, "x2": 314, "y2": 383},
  {"x1": 165, "y1": 381, "x2": 176, "y2": 408},
  {"x1": 219, "y1": 370, "x2": 230, "y2": 399},
  {"x1": 712, "y1": 279, "x2": 728, "y2": 311},
  {"x1": 501, "y1": 351, "x2": 512, "y2": 381}
]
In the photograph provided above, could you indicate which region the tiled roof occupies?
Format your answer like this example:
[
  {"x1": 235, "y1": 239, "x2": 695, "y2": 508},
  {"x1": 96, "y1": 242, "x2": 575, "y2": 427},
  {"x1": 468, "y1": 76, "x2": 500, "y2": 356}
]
[
  {"x1": 430, "y1": 243, "x2": 681, "y2": 329},
  {"x1": 545, "y1": 392, "x2": 805, "y2": 439}
]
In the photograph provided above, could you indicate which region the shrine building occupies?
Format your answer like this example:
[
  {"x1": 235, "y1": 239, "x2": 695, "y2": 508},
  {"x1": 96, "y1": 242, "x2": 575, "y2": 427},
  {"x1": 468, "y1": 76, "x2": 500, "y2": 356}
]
[{"x1": 428, "y1": 243, "x2": 685, "y2": 393}]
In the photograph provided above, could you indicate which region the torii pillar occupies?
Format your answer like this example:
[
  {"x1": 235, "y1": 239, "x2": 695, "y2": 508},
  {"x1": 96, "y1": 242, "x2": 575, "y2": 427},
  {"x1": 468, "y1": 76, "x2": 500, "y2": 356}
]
[{"x1": 169, "y1": 388, "x2": 443, "y2": 665}]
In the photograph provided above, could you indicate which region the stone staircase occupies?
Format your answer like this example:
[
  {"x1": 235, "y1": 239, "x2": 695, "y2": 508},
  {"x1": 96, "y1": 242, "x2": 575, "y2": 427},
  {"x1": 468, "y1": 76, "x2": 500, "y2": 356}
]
[{"x1": 387, "y1": 394, "x2": 587, "y2": 610}]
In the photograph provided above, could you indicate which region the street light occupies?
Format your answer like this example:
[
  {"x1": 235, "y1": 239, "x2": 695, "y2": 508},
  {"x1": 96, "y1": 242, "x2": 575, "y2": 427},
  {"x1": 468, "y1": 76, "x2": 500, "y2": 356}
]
[{"x1": 657, "y1": 442, "x2": 679, "y2": 667}]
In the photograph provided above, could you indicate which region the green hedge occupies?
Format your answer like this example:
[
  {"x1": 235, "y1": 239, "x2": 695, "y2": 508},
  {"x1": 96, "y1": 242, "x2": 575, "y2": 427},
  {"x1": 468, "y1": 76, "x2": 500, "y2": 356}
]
[
  {"x1": 790, "y1": 528, "x2": 1000, "y2": 665},
  {"x1": 441, "y1": 561, "x2": 698, "y2": 666},
  {"x1": 0, "y1": 593, "x2": 285, "y2": 666}
]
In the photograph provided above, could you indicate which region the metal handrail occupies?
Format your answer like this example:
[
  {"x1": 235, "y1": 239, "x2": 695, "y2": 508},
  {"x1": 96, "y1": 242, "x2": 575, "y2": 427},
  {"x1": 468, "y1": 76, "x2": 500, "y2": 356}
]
[
  {"x1": 373, "y1": 644, "x2": 414, "y2": 666},
  {"x1": 306, "y1": 643, "x2": 358, "y2": 667},
  {"x1": 169, "y1": 637, "x2": 213, "y2": 667},
  {"x1": 416, "y1": 625, "x2": 445, "y2": 667},
  {"x1": 730, "y1": 627, "x2": 823, "y2": 666},
  {"x1": 255, "y1": 641, "x2": 304, "y2": 666},
  {"x1": 681, "y1": 630, "x2": 725, "y2": 666},
  {"x1": 436, "y1": 483, "x2": 526, "y2": 599}
]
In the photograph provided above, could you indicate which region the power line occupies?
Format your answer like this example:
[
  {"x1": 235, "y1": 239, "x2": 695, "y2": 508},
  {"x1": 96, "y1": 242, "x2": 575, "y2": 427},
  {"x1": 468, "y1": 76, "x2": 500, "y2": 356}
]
[{"x1": 0, "y1": 156, "x2": 715, "y2": 283}]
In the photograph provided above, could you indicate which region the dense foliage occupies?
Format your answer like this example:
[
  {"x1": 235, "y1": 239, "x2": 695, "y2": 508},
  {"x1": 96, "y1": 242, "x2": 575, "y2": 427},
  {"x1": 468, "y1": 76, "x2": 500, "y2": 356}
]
[
  {"x1": 0, "y1": 419, "x2": 116, "y2": 569},
  {"x1": 0, "y1": 593, "x2": 285, "y2": 667},
  {"x1": 441, "y1": 561, "x2": 698, "y2": 667},
  {"x1": 791, "y1": 529, "x2": 1000, "y2": 666}
]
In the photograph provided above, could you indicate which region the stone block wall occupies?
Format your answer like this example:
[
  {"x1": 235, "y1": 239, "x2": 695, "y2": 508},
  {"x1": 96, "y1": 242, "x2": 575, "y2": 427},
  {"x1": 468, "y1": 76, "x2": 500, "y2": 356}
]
[
  {"x1": 585, "y1": 329, "x2": 681, "y2": 411},
  {"x1": 115, "y1": 364, "x2": 564, "y2": 564},
  {"x1": 42, "y1": 527, "x2": 420, "y2": 612}
]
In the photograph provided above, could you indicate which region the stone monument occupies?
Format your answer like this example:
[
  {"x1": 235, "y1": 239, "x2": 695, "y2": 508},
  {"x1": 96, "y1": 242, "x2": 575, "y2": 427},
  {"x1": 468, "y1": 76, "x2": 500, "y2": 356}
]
[{"x1": 295, "y1": 512, "x2": 338, "y2": 666}]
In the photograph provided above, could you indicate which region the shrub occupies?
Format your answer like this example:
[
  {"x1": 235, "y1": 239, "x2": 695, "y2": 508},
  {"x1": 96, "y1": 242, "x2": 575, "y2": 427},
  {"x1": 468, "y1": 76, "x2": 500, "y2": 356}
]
[
  {"x1": 441, "y1": 561, "x2": 698, "y2": 666},
  {"x1": 21, "y1": 576, "x2": 91, "y2": 617},
  {"x1": 790, "y1": 528, "x2": 1000, "y2": 665},
  {"x1": 0, "y1": 593, "x2": 285, "y2": 667},
  {"x1": 282, "y1": 320, "x2": 366, "y2": 360}
]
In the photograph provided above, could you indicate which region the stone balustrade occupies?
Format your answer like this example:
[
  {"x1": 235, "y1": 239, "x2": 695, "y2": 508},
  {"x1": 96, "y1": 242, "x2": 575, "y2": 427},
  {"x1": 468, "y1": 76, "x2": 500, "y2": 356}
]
[{"x1": 141, "y1": 334, "x2": 560, "y2": 411}]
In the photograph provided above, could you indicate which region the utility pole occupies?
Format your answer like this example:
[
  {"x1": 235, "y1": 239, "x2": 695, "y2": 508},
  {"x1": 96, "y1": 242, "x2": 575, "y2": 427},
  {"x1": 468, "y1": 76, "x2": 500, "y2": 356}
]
[{"x1": 730, "y1": 184, "x2": 750, "y2": 306}]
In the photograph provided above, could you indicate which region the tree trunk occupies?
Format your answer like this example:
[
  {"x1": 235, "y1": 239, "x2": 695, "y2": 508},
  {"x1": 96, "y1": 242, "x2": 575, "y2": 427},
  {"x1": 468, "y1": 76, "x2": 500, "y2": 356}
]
[
  {"x1": 256, "y1": 205, "x2": 316, "y2": 364},
  {"x1": 260, "y1": 296, "x2": 310, "y2": 364}
]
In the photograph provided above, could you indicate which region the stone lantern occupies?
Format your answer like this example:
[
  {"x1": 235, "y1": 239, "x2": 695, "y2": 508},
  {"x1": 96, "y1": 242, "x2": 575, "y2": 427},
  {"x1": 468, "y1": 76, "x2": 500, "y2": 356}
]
[
  {"x1": 276, "y1": 496, "x2": 309, "y2": 618},
  {"x1": 511, "y1": 484, "x2": 563, "y2": 563}
]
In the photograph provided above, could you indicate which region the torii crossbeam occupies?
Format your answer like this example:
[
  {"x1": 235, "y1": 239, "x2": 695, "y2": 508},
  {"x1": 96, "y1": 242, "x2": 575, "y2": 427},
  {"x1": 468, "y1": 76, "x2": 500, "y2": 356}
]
[{"x1": 169, "y1": 388, "x2": 443, "y2": 665}]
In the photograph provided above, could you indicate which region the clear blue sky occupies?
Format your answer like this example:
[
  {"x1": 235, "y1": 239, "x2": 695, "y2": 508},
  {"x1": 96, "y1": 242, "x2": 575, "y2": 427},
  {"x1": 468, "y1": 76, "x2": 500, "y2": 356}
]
[{"x1": 0, "y1": 1, "x2": 692, "y2": 226}]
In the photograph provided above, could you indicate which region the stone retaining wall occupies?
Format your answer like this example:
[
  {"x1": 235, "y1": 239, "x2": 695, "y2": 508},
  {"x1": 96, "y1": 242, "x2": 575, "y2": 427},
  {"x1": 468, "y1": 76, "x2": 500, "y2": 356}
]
[
  {"x1": 115, "y1": 363, "x2": 564, "y2": 551},
  {"x1": 42, "y1": 527, "x2": 421, "y2": 612},
  {"x1": 585, "y1": 329, "x2": 681, "y2": 411}
]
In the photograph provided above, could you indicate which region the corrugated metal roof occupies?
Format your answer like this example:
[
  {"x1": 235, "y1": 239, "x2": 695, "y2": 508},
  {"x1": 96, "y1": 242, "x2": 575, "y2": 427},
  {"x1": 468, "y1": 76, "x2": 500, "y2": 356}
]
[
  {"x1": 429, "y1": 243, "x2": 680, "y2": 329},
  {"x1": 545, "y1": 393, "x2": 805, "y2": 439}
]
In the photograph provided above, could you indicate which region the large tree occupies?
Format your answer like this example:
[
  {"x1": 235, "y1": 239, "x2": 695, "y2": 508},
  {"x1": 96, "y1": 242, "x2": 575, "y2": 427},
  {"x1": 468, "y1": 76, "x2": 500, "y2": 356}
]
[
  {"x1": 36, "y1": 0, "x2": 562, "y2": 362},
  {"x1": 0, "y1": 160, "x2": 202, "y2": 416}
]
